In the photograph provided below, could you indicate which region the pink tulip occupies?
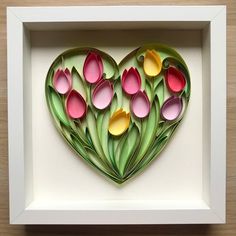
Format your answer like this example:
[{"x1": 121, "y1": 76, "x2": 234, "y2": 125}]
[
  {"x1": 161, "y1": 96, "x2": 183, "y2": 121},
  {"x1": 53, "y1": 68, "x2": 72, "y2": 94},
  {"x1": 83, "y1": 52, "x2": 103, "y2": 84},
  {"x1": 131, "y1": 91, "x2": 150, "y2": 118},
  {"x1": 92, "y1": 80, "x2": 114, "y2": 110},
  {"x1": 121, "y1": 67, "x2": 141, "y2": 95}
]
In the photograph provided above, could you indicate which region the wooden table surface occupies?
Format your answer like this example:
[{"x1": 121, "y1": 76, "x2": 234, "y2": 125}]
[{"x1": 0, "y1": 0, "x2": 235, "y2": 235}]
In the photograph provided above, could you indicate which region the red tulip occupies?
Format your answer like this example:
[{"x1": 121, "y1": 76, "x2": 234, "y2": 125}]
[
  {"x1": 66, "y1": 90, "x2": 87, "y2": 119},
  {"x1": 165, "y1": 67, "x2": 186, "y2": 93}
]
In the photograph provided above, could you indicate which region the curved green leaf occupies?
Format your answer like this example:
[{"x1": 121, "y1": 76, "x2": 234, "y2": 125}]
[
  {"x1": 131, "y1": 97, "x2": 160, "y2": 167},
  {"x1": 119, "y1": 123, "x2": 139, "y2": 176},
  {"x1": 110, "y1": 93, "x2": 118, "y2": 115},
  {"x1": 85, "y1": 148, "x2": 120, "y2": 182},
  {"x1": 71, "y1": 66, "x2": 87, "y2": 100},
  {"x1": 100, "y1": 109, "x2": 110, "y2": 162},
  {"x1": 47, "y1": 86, "x2": 69, "y2": 127},
  {"x1": 114, "y1": 79, "x2": 123, "y2": 108},
  {"x1": 86, "y1": 107, "x2": 105, "y2": 162},
  {"x1": 114, "y1": 132, "x2": 128, "y2": 173},
  {"x1": 145, "y1": 80, "x2": 153, "y2": 102},
  {"x1": 71, "y1": 133, "x2": 88, "y2": 158},
  {"x1": 97, "y1": 112, "x2": 104, "y2": 141},
  {"x1": 154, "y1": 80, "x2": 164, "y2": 107},
  {"x1": 153, "y1": 74, "x2": 164, "y2": 89}
]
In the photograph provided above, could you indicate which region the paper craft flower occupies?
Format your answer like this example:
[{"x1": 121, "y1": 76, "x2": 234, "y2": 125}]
[
  {"x1": 108, "y1": 109, "x2": 130, "y2": 136},
  {"x1": 121, "y1": 67, "x2": 141, "y2": 95},
  {"x1": 131, "y1": 91, "x2": 150, "y2": 118},
  {"x1": 53, "y1": 68, "x2": 72, "y2": 94},
  {"x1": 92, "y1": 80, "x2": 114, "y2": 110},
  {"x1": 83, "y1": 52, "x2": 103, "y2": 84},
  {"x1": 143, "y1": 49, "x2": 162, "y2": 77},
  {"x1": 66, "y1": 90, "x2": 87, "y2": 119},
  {"x1": 161, "y1": 96, "x2": 183, "y2": 121},
  {"x1": 165, "y1": 67, "x2": 186, "y2": 93}
]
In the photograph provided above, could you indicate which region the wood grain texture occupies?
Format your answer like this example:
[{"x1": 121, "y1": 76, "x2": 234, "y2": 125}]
[{"x1": 0, "y1": 0, "x2": 235, "y2": 235}]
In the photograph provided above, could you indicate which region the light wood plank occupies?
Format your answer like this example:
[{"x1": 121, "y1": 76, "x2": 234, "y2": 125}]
[{"x1": 0, "y1": 0, "x2": 235, "y2": 235}]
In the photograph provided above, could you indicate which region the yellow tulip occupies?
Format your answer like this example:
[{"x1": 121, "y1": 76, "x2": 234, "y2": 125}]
[
  {"x1": 108, "y1": 109, "x2": 130, "y2": 136},
  {"x1": 143, "y1": 49, "x2": 162, "y2": 77}
]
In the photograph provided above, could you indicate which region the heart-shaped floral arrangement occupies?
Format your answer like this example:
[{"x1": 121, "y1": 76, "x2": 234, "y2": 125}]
[{"x1": 45, "y1": 44, "x2": 191, "y2": 184}]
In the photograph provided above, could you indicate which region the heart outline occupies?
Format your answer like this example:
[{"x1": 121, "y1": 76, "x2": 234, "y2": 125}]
[{"x1": 45, "y1": 44, "x2": 191, "y2": 184}]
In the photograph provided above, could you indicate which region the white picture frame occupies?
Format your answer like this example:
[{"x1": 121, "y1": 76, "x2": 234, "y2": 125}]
[{"x1": 7, "y1": 6, "x2": 226, "y2": 224}]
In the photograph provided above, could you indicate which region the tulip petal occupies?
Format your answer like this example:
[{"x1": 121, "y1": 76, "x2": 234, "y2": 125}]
[
  {"x1": 131, "y1": 91, "x2": 150, "y2": 118},
  {"x1": 165, "y1": 66, "x2": 186, "y2": 93},
  {"x1": 143, "y1": 50, "x2": 162, "y2": 77},
  {"x1": 83, "y1": 52, "x2": 103, "y2": 84},
  {"x1": 121, "y1": 67, "x2": 141, "y2": 95},
  {"x1": 92, "y1": 80, "x2": 113, "y2": 110},
  {"x1": 53, "y1": 69, "x2": 72, "y2": 94},
  {"x1": 161, "y1": 96, "x2": 183, "y2": 121},
  {"x1": 108, "y1": 109, "x2": 130, "y2": 136},
  {"x1": 66, "y1": 90, "x2": 87, "y2": 119}
]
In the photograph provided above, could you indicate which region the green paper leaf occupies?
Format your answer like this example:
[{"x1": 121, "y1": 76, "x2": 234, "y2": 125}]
[
  {"x1": 60, "y1": 122, "x2": 73, "y2": 143},
  {"x1": 126, "y1": 121, "x2": 181, "y2": 180},
  {"x1": 100, "y1": 109, "x2": 111, "y2": 162},
  {"x1": 119, "y1": 123, "x2": 139, "y2": 176},
  {"x1": 153, "y1": 74, "x2": 164, "y2": 89},
  {"x1": 108, "y1": 137, "x2": 115, "y2": 164},
  {"x1": 86, "y1": 107, "x2": 105, "y2": 162},
  {"x1": 130, "y1": 96, "x2": 160, "y2": 168},
  {"x1": 110, "y1": 93, "x2": 118, "y2": 115},
  {"x1": 155, "y1": 80, "x2": 164, "y2": 107},
  {"x1": 114, "y1": 133, "x2": 128, "y2": 172},
  {"x1": 85, "y1": 148, "x2": 119, "y2": 182},
  {"x1": 85, "y1": 127, "x2": 94, "y2": 148},
  {"x1": 135, "y1": 136, "x2": 169, "y2": 174},
  {"x1": 71, "y1": 133, "x2": 88, "y2": 158},
  {"x1": 137, "y1": 122, "x2": 180, "y2": 173},
  {"x1": 114, "y1": 79, "x2": 123, "y2": 108},
  {"x1": 145, "y1": 80, "x2": 153, "y2": 102},
  {"x1": 47, "y1": 86, "x2": 70, "y2": 127},
  {"x1": 97, "y1": 112, "x2": 104, "y2": 141},
  {"x1": 71, "y1": 67, "x2": 87, "y2": 100},
  {"x1": 157, "y1": 120, "x2": 181, "y2": 141}
]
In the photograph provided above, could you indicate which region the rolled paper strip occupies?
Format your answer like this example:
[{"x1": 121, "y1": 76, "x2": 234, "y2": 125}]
[
  {"x1": 53, "y1": 68, "x2": 72, "y2": 94},
  {"x1": 162, "y1": 58, "x2": 170, "y2": 70},
  {"x1": 131, "y1": 90, "x2": 150, "y2": 118},
  {"x1": 92, "y1": 80, "x2": 114, "y2": 109},
  {"x1": 66, "y1": 90, "x2": 87, "y2": 119},
  {"x1": 161, "y1": 96, "x2": 183, "y2": 121},
  {"x1": 143, "y1": 49, "x2": 162, "y2": 77},
  {"x1": 121, "y1": 67, "x2": 141, "y2": 95},
  {"x1": 83, "y1": 52, "x2": 103, "y2": 84},
  {"x1": 108, "y1": 108, "x2": 130, "y2": 136},
  {"x1": 165, "y1": 66, "x2": 186, "y2": 93}
]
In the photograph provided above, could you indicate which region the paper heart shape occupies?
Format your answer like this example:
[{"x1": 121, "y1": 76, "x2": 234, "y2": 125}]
[{"x1": 45, "y1": 44, "x2": 191, "y2": 184}]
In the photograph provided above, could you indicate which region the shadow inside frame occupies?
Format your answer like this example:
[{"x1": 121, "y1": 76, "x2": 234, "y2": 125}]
[{"x1": 25, "y1": 224, "x2": 212, "y2": 235}]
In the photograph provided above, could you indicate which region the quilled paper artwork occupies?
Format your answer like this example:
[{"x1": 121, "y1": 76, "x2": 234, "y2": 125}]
[{"x1": 45, "y1": 44, "x2": 191, "y2": 184}]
